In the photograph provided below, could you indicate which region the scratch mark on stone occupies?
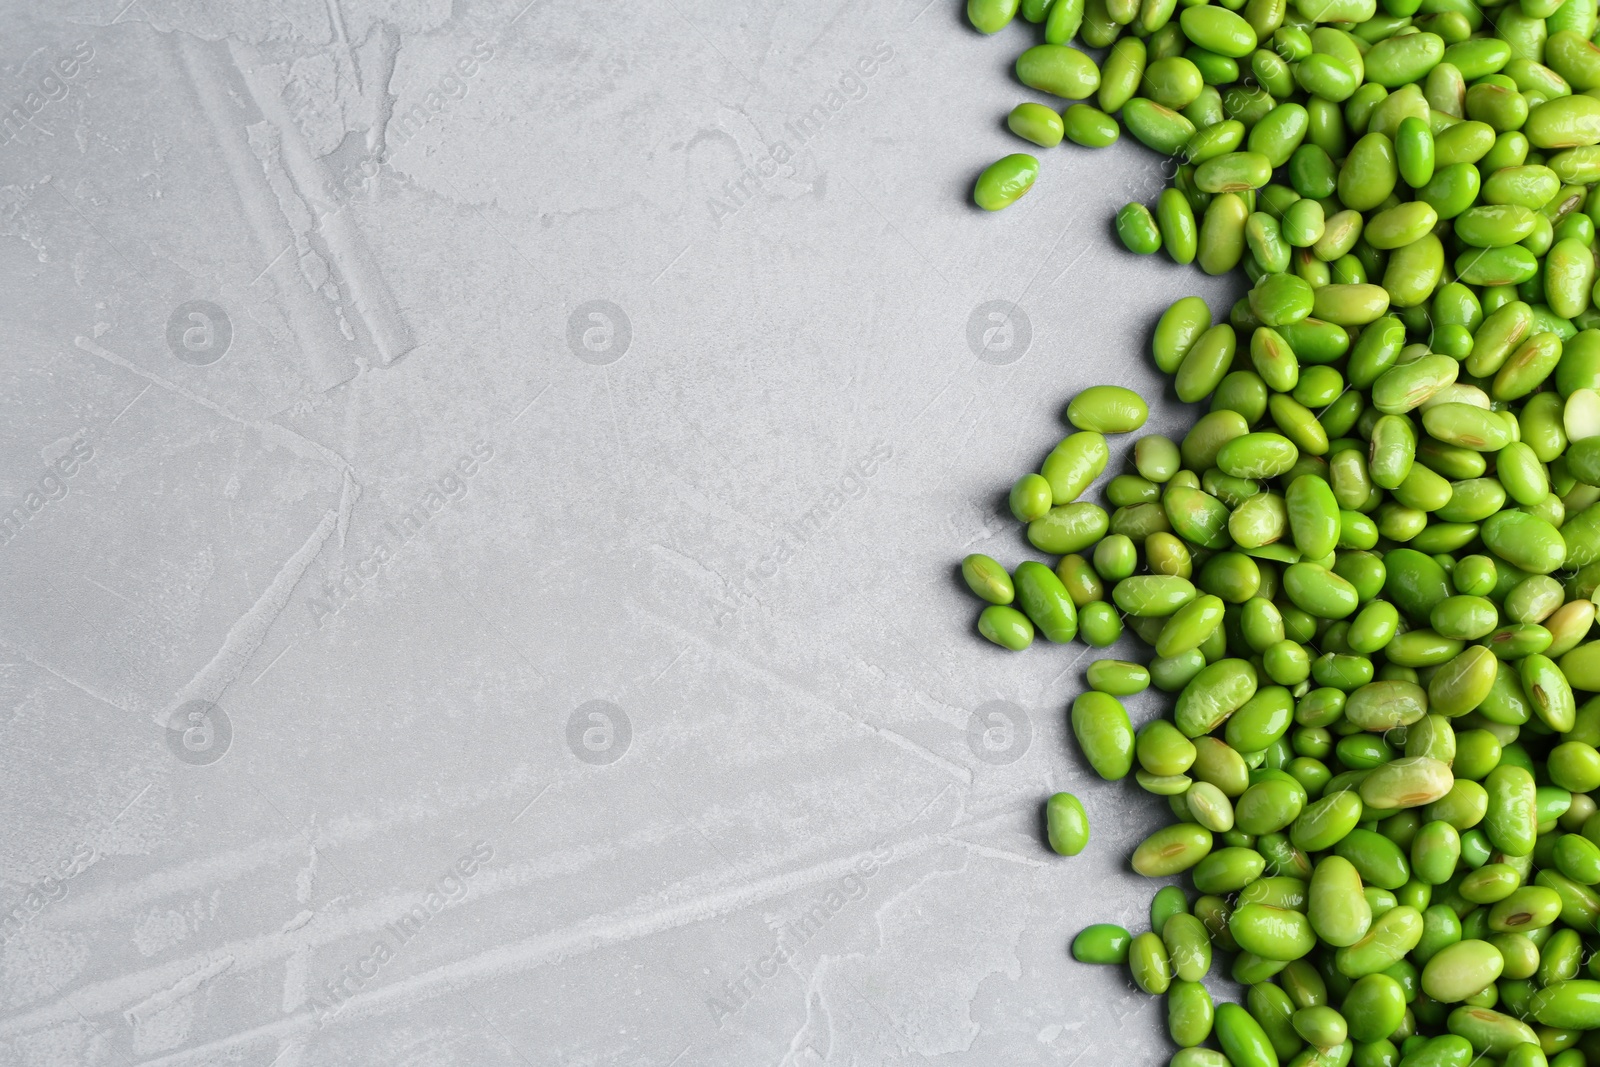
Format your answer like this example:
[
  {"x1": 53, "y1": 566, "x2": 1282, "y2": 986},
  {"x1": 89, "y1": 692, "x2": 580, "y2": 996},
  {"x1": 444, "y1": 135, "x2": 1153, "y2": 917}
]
[
  {"x1": 367, "y1": 23, "x2": 401, "y2": 162},
  {"x1": 34, "y1": 777, "x2": 537, "y2": 934},
  {"x1": 1017, "y1": 214, "x2": 1081, "y2": 305},
  {"x1": 509, "y1": 784, "x2": 551, "y2": 824},
  {"x1": 605, "y1": 374, "x2": 622, "y2": 453},
  {"x1": 8, "y1": 809, "x2": 1026, "y2": 1050},
  {"x1": 123, "y1": 956, "x2": 234, "y2": 1026},
  {"x1": 651, "y1": 647, "x2": 688, "y2": 685},
  {"x1": 166, "y1": 503, "x2": 345, "y2": 726},
  {"x1": 249, "y1": 641, "x2": 297, "y2": 686},
  {"x1": 909, "y1": 783, "x2": 958, "y2": 825},
  {"x1": 1049, "y1": 243, "x2": 1093, "y2": 290},
  {"x1": 871, "y1": 726, "x2": 973, "y2": 786},
  {"x1": 67, "y1": 337, "x2": 360, "y2": 717},
  {"x1": 72, "y1": 335, "x2": 357, "y2": 476},
  {"x1": 509, "y1": 383, "x2": 551, "y2": 424},
  {"x1": 45, "y1": 179, "x2": 140, "y2": 277},
  {"x1": 111, "y1": 783, "x2": 152, "y2": 824},
  {"x1": 633, "y1": 609, "x2": 974, "y2": 780},
  {"x1": 0, "y1": 635, "x2": 140, "y2": 714},
  {"x1": 652, "y1": 244, "x2": 691, "y2": 284},
  {"x1": 280, "y1": 911, "x2": 314, "y2": 934},
  {"x1": 225, "y1": 36, "x2": 415, "y2": 365},
  {"x1": 109, "y1": 382, "x2": 151, "y2": 426},
  {"x1": 169, "y1": 34, "x2": 360, "y2": 389},
  {"x1": 912, "y1": 383, "x2": 950, "y2": 422},
  {"x1": 250, "y1": 242, "x2": 295, "y2": 286},
  {"x1": 648, "y1": 540, "x2": 730, "y2": 587},
  {"x1": 940, "y1": 838, "x2": 1048, "y2": 868},
  {"x1": 323, "y1": 0, "x2": 360, "y2": 94},
  {"x1": 81, "y1": 575, "x2": 137, "y2": 606},
  {"x1": 39, "y1": 574, "x2": 154, "y2": 707}
]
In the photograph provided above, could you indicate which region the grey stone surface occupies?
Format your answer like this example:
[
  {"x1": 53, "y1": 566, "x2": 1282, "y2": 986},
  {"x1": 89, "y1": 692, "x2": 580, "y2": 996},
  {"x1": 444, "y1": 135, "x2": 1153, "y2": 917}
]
[{"x1": 0, "y1": 1, "x2": 1248, "y2": 1063}]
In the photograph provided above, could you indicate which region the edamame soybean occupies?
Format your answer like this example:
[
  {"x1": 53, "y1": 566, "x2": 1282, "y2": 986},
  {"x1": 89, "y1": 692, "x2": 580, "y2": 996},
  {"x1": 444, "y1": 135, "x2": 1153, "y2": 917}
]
[
  {"x1": 975, "y1": 154, "x2": 1040, "y2": 211},
  {"x1": 959, "y1": 1, "x2": 1600, "y2": 1057},
  {"x1": 1047, "y1": 792, "x2": 1091, "y2": 855}
]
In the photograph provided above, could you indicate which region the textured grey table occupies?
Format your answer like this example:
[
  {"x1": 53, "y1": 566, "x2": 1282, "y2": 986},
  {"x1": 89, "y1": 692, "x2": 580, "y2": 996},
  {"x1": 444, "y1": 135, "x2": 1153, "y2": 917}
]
[{"x1": 1, "y1": 2, "x2": 1250, "y2": 1064}]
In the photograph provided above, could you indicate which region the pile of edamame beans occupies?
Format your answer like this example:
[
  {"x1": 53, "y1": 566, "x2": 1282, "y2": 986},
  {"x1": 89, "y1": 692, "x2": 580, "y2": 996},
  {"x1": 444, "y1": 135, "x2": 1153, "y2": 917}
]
[{"x1": 958, "y1": 0, "x2": 1600, "y2": 1062}]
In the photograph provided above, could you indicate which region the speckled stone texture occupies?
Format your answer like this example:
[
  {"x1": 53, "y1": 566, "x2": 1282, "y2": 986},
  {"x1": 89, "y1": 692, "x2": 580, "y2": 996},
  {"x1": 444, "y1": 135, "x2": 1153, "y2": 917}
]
[{"x1": 0, "y1": 1, "x2": 1245, "y2": 1063}]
